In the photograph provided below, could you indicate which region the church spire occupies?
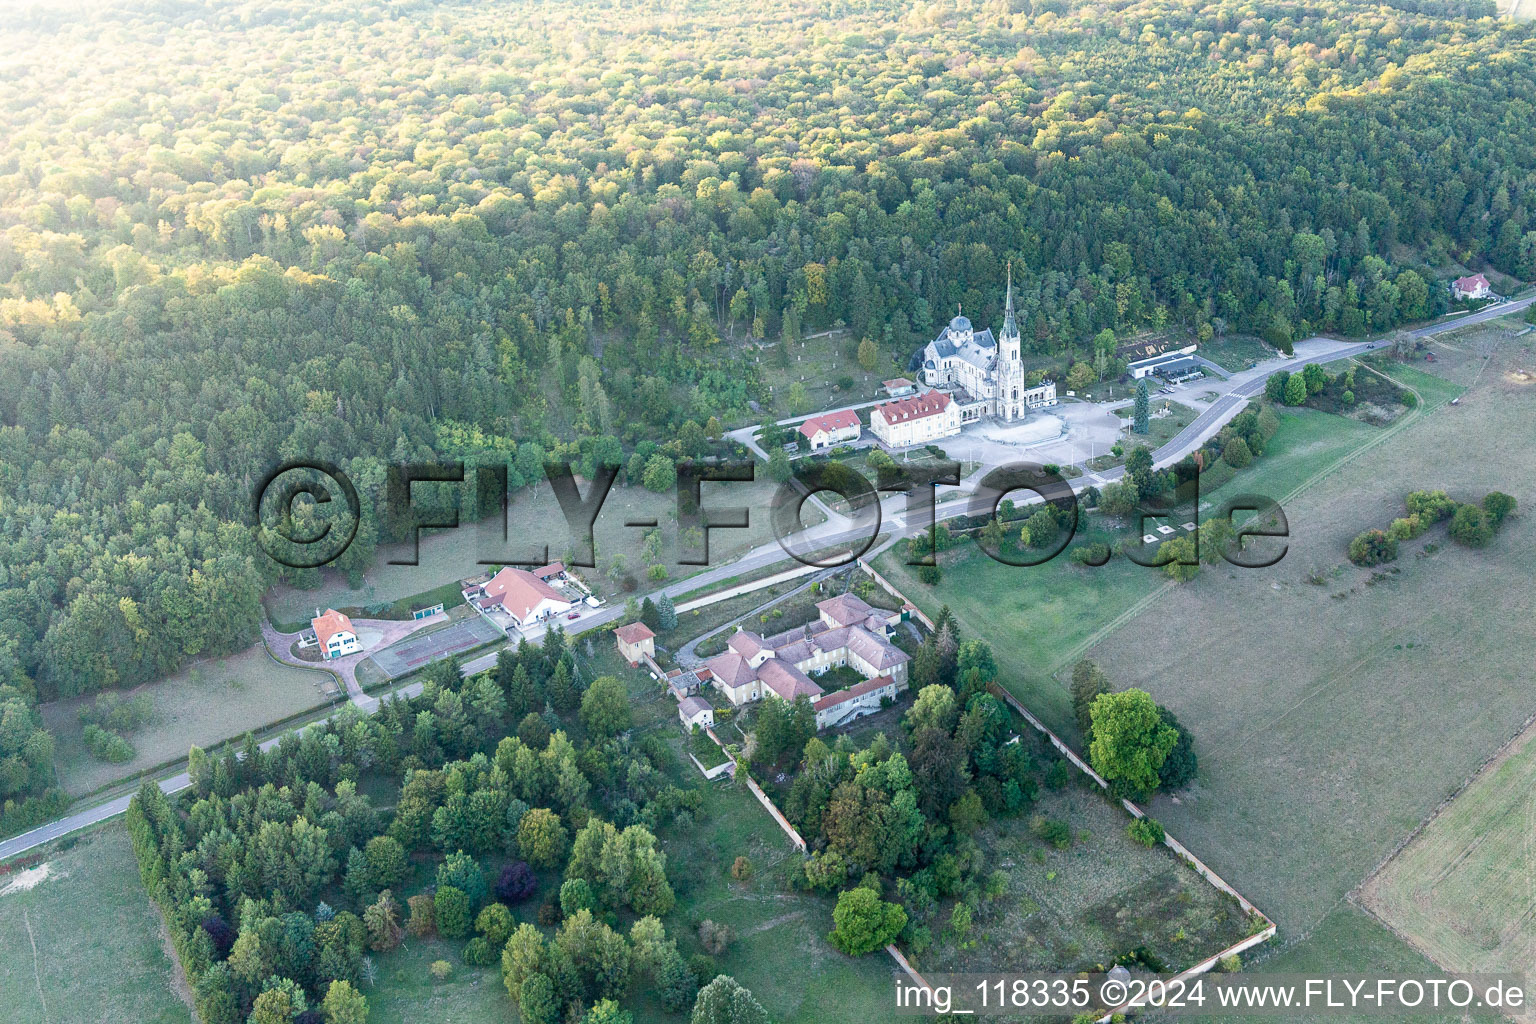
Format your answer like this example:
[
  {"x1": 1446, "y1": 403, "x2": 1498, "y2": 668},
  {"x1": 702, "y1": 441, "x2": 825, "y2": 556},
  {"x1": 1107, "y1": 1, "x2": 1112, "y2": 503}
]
[{"x1": 1001, "y1": 261, "x2": 1017, "y2": 340}]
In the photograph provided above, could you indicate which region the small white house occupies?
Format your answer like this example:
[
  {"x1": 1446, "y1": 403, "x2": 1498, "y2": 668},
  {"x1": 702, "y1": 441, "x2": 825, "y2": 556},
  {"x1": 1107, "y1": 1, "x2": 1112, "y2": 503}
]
[
  {"x1": 312, "y1": 609, "x2": 360, "y2": 660},
  {"x1": 679, "y1": 695, "x2": 715, "y2": 730}
]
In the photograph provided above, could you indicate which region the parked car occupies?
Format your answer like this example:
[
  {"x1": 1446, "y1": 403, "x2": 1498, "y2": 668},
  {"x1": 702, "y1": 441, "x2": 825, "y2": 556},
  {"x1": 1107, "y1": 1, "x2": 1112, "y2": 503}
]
[{"x1": 566, "y1": 610, "x2": 580, "y2": 619}]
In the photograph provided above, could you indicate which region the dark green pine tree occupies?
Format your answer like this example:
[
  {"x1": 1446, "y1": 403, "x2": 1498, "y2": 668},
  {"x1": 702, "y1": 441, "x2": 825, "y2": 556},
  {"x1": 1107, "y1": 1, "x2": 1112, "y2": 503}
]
[{"x1": 1134, "y1": 378, "x2": 1150, "y2": 434}]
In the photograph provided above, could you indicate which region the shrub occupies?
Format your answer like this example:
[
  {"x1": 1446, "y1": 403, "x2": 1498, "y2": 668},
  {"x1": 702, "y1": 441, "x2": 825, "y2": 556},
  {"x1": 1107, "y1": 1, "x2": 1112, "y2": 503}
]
[
  {"x1": 698, "y1": 919, "x2": 735, "y2": 956},
  {"x1": 1386, "y1": 515, "x2": 1423, "y2": 542},
  {"x1": 559, "y1": 878, "x2": 595, "y2": 917},
  {"x1": 1348, "y1": 529, "x2": 1397, "y2": 567},
  {"x1": 462, "y1": 936, "x2": 496, "y2": 966},
  {"x1": 1220, "y1": 954, "x2": 1243, "y2": 972},
  {"x1": 916, "y1": 565, "x2": 941, "y2": 586},
  {"x1": 429, "y1": 960, "x2": 453, "y2": 982},
  {"x1": 1156, "y1": 707, "x2": 1198, "y2": 790},
  {"x1": 1448, "y1": 503, "x2": 1493, "y2": 547},
  {"x1": 730, "y1": 856, "x2": 753, "y2": 881},
  {"x1": 434, "y1": 885, "x2": 471, "y2": 939},
  {"x1": 1483, "y1": 491, "x2": 1517, "y2": 526},
  {"x1": 495, "y1": 861, "x2": 538, "y2": 905},
  {"x1": 406, "y1": 893, "x2": 436, "y2": 937},
  {"x1": 82, "y1": 724, "x2": 135, "y2": 763},
  {"x1": 1029, "y1": 816, "x2": 1073, "y2": 850},
  {"x1": 1222, "y1": 436, "x2": 1252, "y2": 468},
  {"x1": 1070, "y1": 542, "x2": 1110, "y2": 566},
  {"x1": 1127, "y1": 817, "x2": 1165, "y2": 847},
  {"x1": 1405, "y1": 489, "x2": 1456, "y2": 522},
  {"x1": 475, "y1": 903, "x2": 515, "y2": 948}
]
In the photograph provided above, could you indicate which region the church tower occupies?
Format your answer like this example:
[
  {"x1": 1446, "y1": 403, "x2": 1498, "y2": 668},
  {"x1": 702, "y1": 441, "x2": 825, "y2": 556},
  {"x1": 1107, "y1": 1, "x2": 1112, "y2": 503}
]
[{"x1": 998, "y1": 263, "x2": 1025, "y2": 420}]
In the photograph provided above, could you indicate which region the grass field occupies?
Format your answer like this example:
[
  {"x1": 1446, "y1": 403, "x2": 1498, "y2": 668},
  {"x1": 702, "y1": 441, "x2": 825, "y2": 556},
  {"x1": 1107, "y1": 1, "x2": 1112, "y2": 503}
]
[
  {"x1": 1117, "y1": 400, "x2": 1197, "y2": 448},
  {"x1": 0, "y1": 826, "x2": 192, "y2": 1024},
  {"x1": 265, "y1": 474, "x2": 816, "y2": 625},
  {"x1": 748, "y1": 328, "x2": 897, "y2": 421},
  {"x1": 875, "y1": 540, "x2": 1160, "y2": 738},
  {"x1": 1361, "y1": 714, "x2": 1536, "y2": 979},
  {"x1": 42, "y1": 645, "x2": 336, "y2": 797},
  {"x1": 1079, "y1": 331, "x2": 1536, "y2": 957},
  {"x1": 1201, "y1": 334, "x2": 1275, "y2": 373}
]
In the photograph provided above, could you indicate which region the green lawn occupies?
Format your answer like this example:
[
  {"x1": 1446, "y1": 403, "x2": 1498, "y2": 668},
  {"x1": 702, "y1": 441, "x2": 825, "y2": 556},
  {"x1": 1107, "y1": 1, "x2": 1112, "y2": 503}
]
[
  {"x1": 874, "y1": 538, "x2": 1162, "y2": 739},
  {"x1": 0, "y1": 825, "x2": 192, "y2": 1024},
  {"x1": 1198, "y1": 406, "x2": 1380, "y2": 508},
  {"x1": 1200, "y1": 334, "x2": 1275, "y2": 373}
]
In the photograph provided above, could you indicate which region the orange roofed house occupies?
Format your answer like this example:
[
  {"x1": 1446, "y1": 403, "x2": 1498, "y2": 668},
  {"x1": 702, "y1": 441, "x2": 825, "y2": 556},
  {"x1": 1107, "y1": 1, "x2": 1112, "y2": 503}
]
[
  {"x1": 311, "y1": 608, "x2": 360, "y2": 660},
  {"x1": 797, "y1": 409, "x2": 862, "y2": 451},
  {"x1": 615, "y1": 621, "x2": 656, "y2": 666},
  {"x1": 869, "y1": 390, "x2": 960, "y2": 447},
  {"x1": 475, "y1": 566, "x2": 574, "y2": 628}
]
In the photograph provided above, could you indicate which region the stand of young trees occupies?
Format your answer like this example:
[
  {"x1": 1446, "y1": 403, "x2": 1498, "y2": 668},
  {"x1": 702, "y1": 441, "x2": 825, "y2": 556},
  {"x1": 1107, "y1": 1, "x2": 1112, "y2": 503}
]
[{"x1": 127, "y1": 637, "x2": 710, "y2": 1024}]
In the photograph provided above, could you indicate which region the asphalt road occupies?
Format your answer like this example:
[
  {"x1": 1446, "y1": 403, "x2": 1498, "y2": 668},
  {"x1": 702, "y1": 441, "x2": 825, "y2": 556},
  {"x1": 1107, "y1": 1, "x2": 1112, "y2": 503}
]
[{"x1": 5, "y1": 296, "x2": 1530, "y2": 865}]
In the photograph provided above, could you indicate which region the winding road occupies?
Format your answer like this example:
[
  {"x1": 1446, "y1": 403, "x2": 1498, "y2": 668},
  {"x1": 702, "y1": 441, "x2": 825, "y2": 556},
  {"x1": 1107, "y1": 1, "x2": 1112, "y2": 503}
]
[{"x1": 3, "y1": 296, "x2": 1530, "y2": 865}]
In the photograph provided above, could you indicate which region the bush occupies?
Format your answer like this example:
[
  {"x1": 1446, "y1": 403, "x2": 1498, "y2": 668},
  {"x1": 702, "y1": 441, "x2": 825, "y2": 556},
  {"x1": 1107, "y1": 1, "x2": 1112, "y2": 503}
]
[
  {"x1": 1127, "y1": 817, "x2": 1165, "y2": 847},
  {"x1": 1448, "y1": 503, "x2": 1493, "y2": 547},
  {"x1": 1405, "y1": 489, "x2": 1456, "y2": 523},
  {"x1": 698, "y1": 919, "x2": 735, "y2": 956},
  {"x1": 82, "y1": 724, "x2": 135, "y2": 763},
  {"x1": 461, "y1": 936, "x2": 496, "y2": 966},
  {"x1": 1386, "y1": 515, "x2": 1424, "y2": 542},
  {"x1": 1222, "y1": 436, "x2": 1252, "y2": 468},
  {"x1": 429, "y1": 960, "x2": 453, "y2": 982},
  {"x1": 1156, "y1": 707, "x2": 1198, "y2": 790},
  {"x1": 916, "y1": 565, "x2": 941, "y2": 586},
  {"x1": 1348, "y1": 529, "x2": 1397, "y2": 567},
  {"x1": 406, "y1": 893, "x2": 436, "y2": 937},
  {"x1": 475, "y1": 903, "x2": 515, "y2": 948},
  {"x1": 1483, "y1": 491, "x2": 1517, "y2": 526},
  {"x1": 1029, "y1": 816, "x2": 1073, "y2": 850},
  {"x1": 434, "y1": 885, "x2": 471, "y2": 939},
  {"x1": 1070, "y1": 542, "x2": 1109, "y2": 565},
  {"x1": 495, "y1": 861, "x2": 538, "y2": 904},
  {"x1": 730, "y1": 856, "x2": 753, "y2": 881}
]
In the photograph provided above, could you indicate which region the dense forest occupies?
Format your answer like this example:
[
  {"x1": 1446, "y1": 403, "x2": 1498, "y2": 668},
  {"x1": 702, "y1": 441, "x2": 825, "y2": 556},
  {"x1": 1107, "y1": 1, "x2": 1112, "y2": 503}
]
[{"x1": 2, "y1": 0, "x2": 1536, "y2": 822}]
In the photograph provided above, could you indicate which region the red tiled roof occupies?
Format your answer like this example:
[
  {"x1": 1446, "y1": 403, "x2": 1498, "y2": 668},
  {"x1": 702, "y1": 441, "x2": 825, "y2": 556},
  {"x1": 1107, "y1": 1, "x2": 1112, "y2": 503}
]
[
  {"x1": 615, "y1": 622, "x2": 655, "y2": 645},
  {"x1": 757, "y1": 659, "x2": 824, "y2": 701},
  {"x1": 798, "y1": 409, "x2": 861, "y2": 439},
  {"x1": 875, "y1": 390, "x2": 952, "y2": 423},
  {"x1": 883, "y1": 378, "x2": 913, "y2": 389},
  {"x1": 1454, "y1": 273, "x2": 1490, "y2": 290},
  {"x1": 484, "y1": 566, "x2": 570, "y2": 621},
  {"x1": 817, "y1": 592, "x2": 876, "y2": 628},
  {"x1": 813, "y1": 675, "x2": 894, "y2": 712},
  {"x1": 533, "y1": 561, "x2": 565, "y2": 579},
  {"x1": 312, "y1": 608, "x2": 354, "y2": 649}
]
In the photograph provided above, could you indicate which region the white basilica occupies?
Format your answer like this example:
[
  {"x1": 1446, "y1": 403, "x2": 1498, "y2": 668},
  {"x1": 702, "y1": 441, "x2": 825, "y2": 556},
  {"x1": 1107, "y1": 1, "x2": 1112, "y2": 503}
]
[{"x1": 916, "y1": 269, "x2": 1057, "y2": 424}]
